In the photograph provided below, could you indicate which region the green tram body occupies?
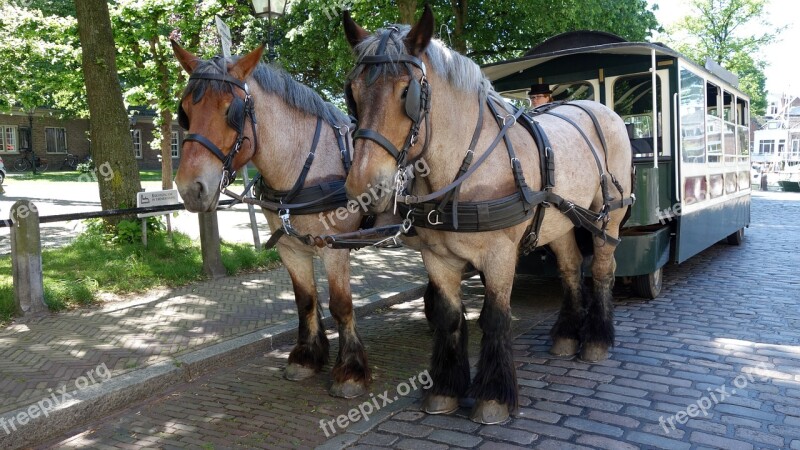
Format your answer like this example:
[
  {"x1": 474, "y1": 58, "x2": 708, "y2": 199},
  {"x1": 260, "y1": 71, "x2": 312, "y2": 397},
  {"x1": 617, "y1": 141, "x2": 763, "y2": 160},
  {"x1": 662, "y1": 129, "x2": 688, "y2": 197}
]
[{"x1": 482, "y1": 32, "x2": 751, "y2": 298}]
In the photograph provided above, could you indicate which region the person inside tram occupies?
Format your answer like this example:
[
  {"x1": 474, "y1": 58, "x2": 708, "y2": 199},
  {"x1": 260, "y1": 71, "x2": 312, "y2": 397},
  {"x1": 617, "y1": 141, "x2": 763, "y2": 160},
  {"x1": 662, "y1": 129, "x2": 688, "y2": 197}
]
[{"x1": 528, "y1": 83, "x2": 553, "y2": 107}]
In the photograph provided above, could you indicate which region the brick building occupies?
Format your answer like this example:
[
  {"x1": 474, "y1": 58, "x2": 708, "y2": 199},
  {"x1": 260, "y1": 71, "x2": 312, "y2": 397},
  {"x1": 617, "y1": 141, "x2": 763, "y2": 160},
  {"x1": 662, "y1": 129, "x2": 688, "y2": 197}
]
[{"x1": 0, "y1": 107, "x2": 184, "y2": 171}]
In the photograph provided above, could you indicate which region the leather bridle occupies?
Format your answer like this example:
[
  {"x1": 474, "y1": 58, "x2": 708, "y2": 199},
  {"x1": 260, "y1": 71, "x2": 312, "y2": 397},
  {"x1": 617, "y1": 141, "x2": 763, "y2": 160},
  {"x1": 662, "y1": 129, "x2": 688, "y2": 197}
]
[
  {"x1": 345, "y1": 28, "x2": 430, "y2": 167},
  {"x1": 179, "y1": 73, "x2": 258, "y2": 190}
]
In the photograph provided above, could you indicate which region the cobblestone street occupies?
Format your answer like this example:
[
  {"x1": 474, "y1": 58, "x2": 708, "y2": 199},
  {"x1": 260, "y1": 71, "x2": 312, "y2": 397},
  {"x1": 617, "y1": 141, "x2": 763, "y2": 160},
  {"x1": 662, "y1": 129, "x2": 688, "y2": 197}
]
[{"x1": 38, "y1": 191, "x2": 800, "y2": 449}]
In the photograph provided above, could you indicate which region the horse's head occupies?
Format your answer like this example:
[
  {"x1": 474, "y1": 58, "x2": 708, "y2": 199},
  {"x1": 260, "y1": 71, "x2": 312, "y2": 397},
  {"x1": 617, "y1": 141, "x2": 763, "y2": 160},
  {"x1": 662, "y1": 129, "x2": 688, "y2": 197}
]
[
  {"x1": 342, "y1": 6, "x2": 434, "y2": 213},
  {"x1": 171, "y1": 41, "x2": 264, "y2": 212}
]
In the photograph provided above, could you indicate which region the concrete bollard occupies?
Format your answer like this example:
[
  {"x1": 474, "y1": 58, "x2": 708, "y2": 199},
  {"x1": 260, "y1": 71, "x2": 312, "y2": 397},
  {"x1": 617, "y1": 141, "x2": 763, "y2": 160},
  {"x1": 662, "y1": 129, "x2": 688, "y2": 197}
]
[
  {"x1": 10, "y1": 200, "x2": 47, "y2": 315},
  {"x1": 198, "y1": 211, "x2": 226, "y2": 279}
]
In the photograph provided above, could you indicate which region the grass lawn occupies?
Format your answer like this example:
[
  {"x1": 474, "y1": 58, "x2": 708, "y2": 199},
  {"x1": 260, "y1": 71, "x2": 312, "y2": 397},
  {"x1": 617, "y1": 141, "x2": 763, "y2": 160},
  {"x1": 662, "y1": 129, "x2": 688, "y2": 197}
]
[
  {"x1": 6, "y1": 170, "x2": 166, "y2": 183},
  {"x1": 0, "y1": 229, "x2": 280, "y2": 326}
]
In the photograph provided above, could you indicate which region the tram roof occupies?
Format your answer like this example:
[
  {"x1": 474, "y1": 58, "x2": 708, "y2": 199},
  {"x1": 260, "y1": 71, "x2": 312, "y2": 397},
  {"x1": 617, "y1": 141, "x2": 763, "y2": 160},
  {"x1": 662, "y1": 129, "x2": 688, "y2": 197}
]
[{"x1": 481, "y1": 31, "x2": 744, "y2": 96}]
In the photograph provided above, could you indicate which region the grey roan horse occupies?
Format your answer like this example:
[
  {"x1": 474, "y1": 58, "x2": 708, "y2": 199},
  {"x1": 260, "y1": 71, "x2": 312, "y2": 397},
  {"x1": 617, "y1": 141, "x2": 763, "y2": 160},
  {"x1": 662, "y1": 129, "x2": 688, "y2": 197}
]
[{"x1": 343, "y1": 6, "x2": 633, "y2": 423}]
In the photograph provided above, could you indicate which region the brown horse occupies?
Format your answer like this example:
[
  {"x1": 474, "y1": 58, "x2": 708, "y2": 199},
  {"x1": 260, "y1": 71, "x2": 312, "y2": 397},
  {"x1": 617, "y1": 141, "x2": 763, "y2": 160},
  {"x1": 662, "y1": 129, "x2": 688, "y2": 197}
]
[
  {"x1": 171, "y1": 41, "x2": 372, "y2": 398},
  {"x1": 343, "y1": 7, "x2": 633, "y2": 423}
]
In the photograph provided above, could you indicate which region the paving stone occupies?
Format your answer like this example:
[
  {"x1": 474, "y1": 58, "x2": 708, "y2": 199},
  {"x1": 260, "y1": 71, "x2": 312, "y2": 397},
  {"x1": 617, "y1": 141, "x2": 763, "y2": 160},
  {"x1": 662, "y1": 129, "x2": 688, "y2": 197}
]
[
  {"x1": 734, "y1": 427, "x2": 785, "y2": 447},
  {"x1": 428, "y1": 429, "x2": 483, "y2": 447},
  {"x1": 510, "y1": 419, "x2": 575, "y2": 440},
  {"x1": 357, "y1": 433, "x2": 399, "y2": 446},
  {"x1": 625, "y1": 430, "x2": 692, "y2": 450},
  {"x1": 478, "y1": 425, "x2": 537, "y2": 445},
  {"x1": 587, "y1": 410, "x2": 640, "y2": 429},
  {"x1": 576, "y1": 434, "x2": 639, "y2": 450},
  {"x1": 420, "y1": 415, "x2": 481, "y2": 433},
  {"x1": 563, "y1": 417, "x2": 624, "y2": 437},
  {"x1": 535, "y1": 440, "x2": 594, "y2": 450},
  {"x1": 690, "y1": 431, "x2": 754, "y2": 450},
  {"x1": 394, "y1": 438, "x2": 448, "y2": 450}
]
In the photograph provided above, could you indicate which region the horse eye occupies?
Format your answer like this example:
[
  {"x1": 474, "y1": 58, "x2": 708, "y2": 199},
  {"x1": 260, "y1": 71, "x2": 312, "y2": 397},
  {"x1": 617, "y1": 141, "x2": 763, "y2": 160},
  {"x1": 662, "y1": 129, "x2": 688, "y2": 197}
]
[{"x1": 401, "y1": 87, "x2": 409, "y2": 99}]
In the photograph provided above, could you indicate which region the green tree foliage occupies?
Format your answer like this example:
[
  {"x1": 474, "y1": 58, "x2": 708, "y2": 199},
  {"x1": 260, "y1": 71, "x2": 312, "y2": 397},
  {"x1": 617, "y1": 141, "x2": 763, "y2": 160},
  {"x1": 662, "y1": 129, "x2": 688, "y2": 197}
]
[
  {"x1": 1, "y1": 0, "x2": 660, "y2": 118},
  {"x1": 0, "y1": 2, "x2": 83, "y2": 114},
  {"x1": 275, "y1": 0, "x2": 659, "y2": 102},
  {"x1": 665, "y1": 0, "x2": 778, "y2": 115}
]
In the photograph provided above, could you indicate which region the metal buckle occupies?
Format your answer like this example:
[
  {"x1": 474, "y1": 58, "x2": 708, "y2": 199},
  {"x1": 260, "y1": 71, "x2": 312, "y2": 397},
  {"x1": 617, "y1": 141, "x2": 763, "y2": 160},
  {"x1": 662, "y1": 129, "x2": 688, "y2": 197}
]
[
  {"x1": 427, "y1": 210, "x2": 444, "y2": 226},
  {"x1": 501, "y1": 113, "x2": 516, "y2": 127}
]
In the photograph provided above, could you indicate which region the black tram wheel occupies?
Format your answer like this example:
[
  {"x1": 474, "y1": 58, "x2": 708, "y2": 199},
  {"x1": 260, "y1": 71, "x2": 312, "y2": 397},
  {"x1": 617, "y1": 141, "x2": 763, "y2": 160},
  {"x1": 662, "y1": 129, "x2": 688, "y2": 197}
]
[
  {"x1": 632, "y1": 267, "x2": 662, "y2": 300},
  {"x1": 726, "y1": 228, "x2": 744, "y2": 246}
]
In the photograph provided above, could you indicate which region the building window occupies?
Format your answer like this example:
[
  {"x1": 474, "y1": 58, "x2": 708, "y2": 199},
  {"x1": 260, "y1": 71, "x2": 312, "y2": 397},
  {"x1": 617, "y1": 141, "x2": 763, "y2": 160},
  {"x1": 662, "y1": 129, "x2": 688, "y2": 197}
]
[
  {"x1": 45, "y1": 127, "x2": 67, "y2": 154},
  {"x1": 793, "y1": 139, "x2": 799, "y2": 155},
  {"x1": 758, "y1": 139, "x2": 775, "y2": 155},
  {"x1": 0, "y1": 126, "x2": 18, "y2": 153},
  {"x1": 171, "y1": 131, "x2": 180, "y2": 158},
  {"x1": 131, "y1": 129, "x2": 142, "y2": 158}
]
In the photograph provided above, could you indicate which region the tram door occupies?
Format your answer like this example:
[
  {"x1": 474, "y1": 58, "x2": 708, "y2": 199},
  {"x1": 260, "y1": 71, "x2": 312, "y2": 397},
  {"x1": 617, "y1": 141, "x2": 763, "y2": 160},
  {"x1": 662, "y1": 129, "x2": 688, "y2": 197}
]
[{"x1": 604, "y1": 70, "x2": 672, "y2": 227}]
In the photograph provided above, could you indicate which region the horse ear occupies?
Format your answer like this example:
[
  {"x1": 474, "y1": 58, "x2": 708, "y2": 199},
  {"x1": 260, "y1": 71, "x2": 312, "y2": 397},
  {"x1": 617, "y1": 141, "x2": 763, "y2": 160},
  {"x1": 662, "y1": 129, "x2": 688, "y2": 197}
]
[
  {"x1": 343, "y1": 10, "x2": 370, "y2": 49},
  {"x1": 405, "y1": 4, "x2": 434, "y2": 56},
  {"x1": 229, "y1": 45, "x2": 265, "y2": 80},
  {"x1": 171, "y1": 39, "x2": 200, "y2": 74}
]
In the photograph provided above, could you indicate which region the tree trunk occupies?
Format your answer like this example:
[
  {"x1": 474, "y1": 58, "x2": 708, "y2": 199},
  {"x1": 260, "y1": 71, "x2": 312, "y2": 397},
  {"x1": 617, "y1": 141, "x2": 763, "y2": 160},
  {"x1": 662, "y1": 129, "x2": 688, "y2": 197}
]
[
  {"x1": 450, "y1": 0, "x2": 468, "y2": 54},
  {"x1": 75, "y1": 0, "x2": 142, "y2": 220},
  {"x1": 160, "y1": 110, "x2": 173, "y2": 190},
  {"x1": 398, "y1": 0, "x2": 418, "y2": 24},
  {"x1": 151, "y1": 35, "x2": 174, "y2": 190}
]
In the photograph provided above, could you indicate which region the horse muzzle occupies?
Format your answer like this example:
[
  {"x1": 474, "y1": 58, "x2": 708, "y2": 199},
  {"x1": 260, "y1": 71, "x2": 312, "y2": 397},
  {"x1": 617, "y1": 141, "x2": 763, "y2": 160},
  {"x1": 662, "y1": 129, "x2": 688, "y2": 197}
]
[
  {"x1": 177, "y1": 177, "x2": 221, "y2": 213},
  {"x1": 345, "y1": 176, "x2": 394, "y2": 214}
]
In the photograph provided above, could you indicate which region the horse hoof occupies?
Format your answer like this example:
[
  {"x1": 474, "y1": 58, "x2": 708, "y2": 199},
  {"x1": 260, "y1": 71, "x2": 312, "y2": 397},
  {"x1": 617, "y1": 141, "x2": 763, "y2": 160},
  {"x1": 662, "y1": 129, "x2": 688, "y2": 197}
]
[
  {"x1": 549, "y1": 338, "x2": 579, "y2": 356},
  {"x1": 470, "y1": 400, "x2": 509, "y2": 424},
  {"x1": 285, "y1": 363, "x2": 316, "y2": 381},
  {"x1": 422, "y1": 395, "x2": 459, "y2": 415},
  {"x1": 579, "y1": 343, "x2": 609, "y2": 362},
  {"x1": 330, "y1": 379, "x2": 367, "y2": 399}
]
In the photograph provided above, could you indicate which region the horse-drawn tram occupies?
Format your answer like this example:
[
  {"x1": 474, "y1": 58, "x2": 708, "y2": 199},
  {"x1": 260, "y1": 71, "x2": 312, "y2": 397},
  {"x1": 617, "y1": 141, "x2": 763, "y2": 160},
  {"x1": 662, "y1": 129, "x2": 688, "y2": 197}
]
[{"x1": 482, "y1": 31, "x2": 752, "y2": 299}]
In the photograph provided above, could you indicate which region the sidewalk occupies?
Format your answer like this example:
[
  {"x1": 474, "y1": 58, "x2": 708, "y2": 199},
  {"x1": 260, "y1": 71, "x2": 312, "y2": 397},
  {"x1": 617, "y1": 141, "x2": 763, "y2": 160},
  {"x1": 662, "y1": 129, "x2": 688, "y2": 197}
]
[{"x1": 0, "y1": 246, "x2": 428, "y2": 449}]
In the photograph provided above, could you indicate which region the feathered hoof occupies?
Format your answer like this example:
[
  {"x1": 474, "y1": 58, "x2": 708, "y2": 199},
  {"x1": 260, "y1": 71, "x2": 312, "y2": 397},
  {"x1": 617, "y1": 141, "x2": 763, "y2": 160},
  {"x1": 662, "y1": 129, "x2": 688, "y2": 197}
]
[
  {"x1": 422, "y1": 394, "x2": 459, "y2": 415},
  {"x1": 470, "y1": 399, "x2": 509, "y2": 424},
  {"x1": 330, "y1": 379, "x2": 367, "y2": 399},
  {"x1": 285, "y1": 363, "x2": 317, "y2": 381},
  {"x1": 579, "y1": 342, "x2": 609, "y2": 362},
  {"x1": 549, "y1": 337, "x2": 580, "y2": 357}
]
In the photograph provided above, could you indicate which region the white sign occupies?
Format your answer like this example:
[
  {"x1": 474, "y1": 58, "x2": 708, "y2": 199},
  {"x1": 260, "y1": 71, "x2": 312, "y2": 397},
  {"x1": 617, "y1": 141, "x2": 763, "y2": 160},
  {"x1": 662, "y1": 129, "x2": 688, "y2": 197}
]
[
  {"x1": 137, "y1": 189, "x2": 181, "y2": 218},
  {"x1": 215, "y1": 15, "x2": 232, "y2": 58}
]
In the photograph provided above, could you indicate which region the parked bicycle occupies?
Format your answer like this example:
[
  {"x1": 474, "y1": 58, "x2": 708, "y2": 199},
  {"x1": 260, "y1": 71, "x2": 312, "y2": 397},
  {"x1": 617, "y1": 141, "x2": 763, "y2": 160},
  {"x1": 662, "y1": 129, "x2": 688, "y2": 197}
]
[
  {"x1": 61, "y1": 153, "x2": 79, "y2": 170},
  {"x1": 13, "y1": 150, "x2": 48, "y2": 173}
]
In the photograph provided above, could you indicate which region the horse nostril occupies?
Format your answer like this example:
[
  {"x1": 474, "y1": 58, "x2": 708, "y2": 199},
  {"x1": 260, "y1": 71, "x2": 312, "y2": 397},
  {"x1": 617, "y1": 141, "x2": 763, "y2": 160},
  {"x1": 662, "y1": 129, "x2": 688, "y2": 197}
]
[{"x1": 196, "y1": 181, "x2": 207, "y2": 199}]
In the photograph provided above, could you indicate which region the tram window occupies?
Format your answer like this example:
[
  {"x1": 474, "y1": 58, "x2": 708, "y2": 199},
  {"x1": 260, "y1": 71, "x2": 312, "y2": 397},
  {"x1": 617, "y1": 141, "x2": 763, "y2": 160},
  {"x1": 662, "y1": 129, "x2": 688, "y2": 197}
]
[
  {"x1": 737, "y1": 97, "x2": 749, "y2": 159},
  {"x1": 612, "y1": 74, "x2": 662, "y2": 158},
  {"x1": 553, "y1": 82, "x2": 595, "y2": 102},
  {"x1": 723, "y1": 91, "x2": 734, "y2": 122},
  {"x1": 706, "y1": 83, "x2": 724, "y2": 163},
  {"x1": 680, "y1": 68, "x2": 705, "y2": 164},
  {"x1": 736, "y1": 98, "x2": 748, "y2": 126}
]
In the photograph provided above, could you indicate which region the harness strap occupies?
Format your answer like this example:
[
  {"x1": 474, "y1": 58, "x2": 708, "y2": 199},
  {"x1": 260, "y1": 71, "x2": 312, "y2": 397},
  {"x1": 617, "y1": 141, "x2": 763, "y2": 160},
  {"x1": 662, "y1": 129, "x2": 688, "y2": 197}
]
[
  {"x1": 487, "y1": 101, "x2": 535, "y2": 210},
  {"x1": 283, "y1": 117, "x2": 322, "y2": 204},
  {"x1": 397, "y1": 105, "x2": 526, "y2": 205},
  {"x1": 434, "y1": 91, "x2": 486, "y2": 229},
  {"x1": 335, "y1": 125, "x2": 352, "y2": 173},
  {"x1": 354, "y1": 128, "x2": 403, "y2": 161},
  {"x1": 184, "y1": 133, "x2": 229, "y2": 163}
]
